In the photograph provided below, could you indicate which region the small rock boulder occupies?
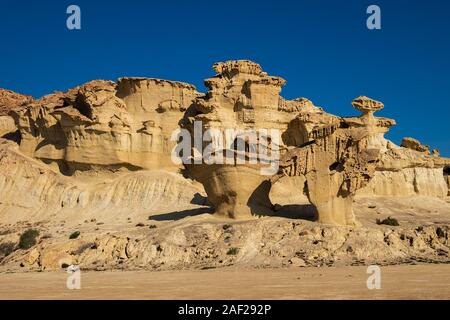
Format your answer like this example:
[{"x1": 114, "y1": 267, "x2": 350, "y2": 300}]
[{"x1": 401, "y1": 137, "x2": 430, "y2": 154}]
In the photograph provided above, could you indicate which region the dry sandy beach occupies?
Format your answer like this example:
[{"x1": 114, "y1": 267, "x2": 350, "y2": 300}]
[{"x1": 1, "y1": 264, "x2": 449, "y2": 300}]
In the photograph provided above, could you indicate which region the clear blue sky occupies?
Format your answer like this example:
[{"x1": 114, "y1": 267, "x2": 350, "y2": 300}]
[{"x1": 1, "y1": 0, "x2": 449, "y2": 155}]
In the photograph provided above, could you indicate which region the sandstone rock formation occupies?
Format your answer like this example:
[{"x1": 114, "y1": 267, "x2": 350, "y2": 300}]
[
  {"x1": 360, "y1": 147, "x2": 449, "y2": 197},
  {"x1": 0, "y1": 89, "x2": 33, "y2": 116},
  {"x1": 446, "y1": 176, "x2": 450, "y2": 196},
  {"x1": 445, "y1": 166, "x2": 450, "y2": 196},
  {"x1": 0, "y1": 89, "x2": 32, "y2": 140},
  {"x1": 0, "y1": 115, "x2": 16, "y2": 139},
  {"x1": 1, "y1": 60, "x2": 449, "y2": 228},
  {"x1": 181, "y1": 62, "x2": 449, "y2": 225},
  {"x1": 401, "y1": 137, "x2": 430, "y2": 154},
  {"x1": 0, "y1": 138, "x2": 203, "y2": 224},
  {"x1": 182, "y1": 60, "x2": 322, "y2": 219},
  {"x1": 274, "y1": 96, "x2": 392, "y2": 225},
  {"x1": 5, "y1": 79, "x2": 200, "y2": 175}
]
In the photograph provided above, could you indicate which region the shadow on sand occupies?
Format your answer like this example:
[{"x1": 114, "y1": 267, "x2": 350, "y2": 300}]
[
  {"x1": 149, "y1": 204, "x2": 317, "y2": 222},
  {"x1": 149, "y1": 206, "x2": 215, "y2": 221},
  {"x1": 150, "y1": 192, "x2": 317, "y2": 222}
]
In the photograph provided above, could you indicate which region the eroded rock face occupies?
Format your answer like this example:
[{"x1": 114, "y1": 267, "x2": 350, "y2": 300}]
[
  {"x1": 0, "y1": 88, "x2": 33, "y2": 116},
  {"x1": 274, "y1": 97, "x2": 391, "y2": 225},
  {"x1": 181, "y1": 64, "x2": 397, "y2": 225},
  {"x1": 1, "y1": 60, "x2": 449, "y2": 227},
  {"x1": 8, "y1": 79, "x2": 200, "y2": 174},
  {"x1": 0, "y1": 138, "x2": 203, "y2": 224},
  {"x1": 183, "y1": 60, "x2": 322, "y2": 219},
  {"x1": 0, "y1": 116, "x2": 16, "y2": 139},
  {"x1": 358, "y1": 134, "x2": 450, "y2": 198},
  {"x1": 360, "y1": 147, "x2": 449, "y2": 197},
  {"x1": 444, "y1": 166, "x2": 450, "y2": 196},
  {"x1": 0, "y1": 89, "x2": 32, "y2": 140},
  {"x1": 401, "y1": 137, "x2": 430, "y2": 154},
  {"x1": 181, "y1": 65, "x2": 449, "y2": 224}
]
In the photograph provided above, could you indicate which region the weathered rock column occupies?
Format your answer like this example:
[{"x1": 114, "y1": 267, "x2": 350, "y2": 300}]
[
  {"x1": 275, "y1": 97, "x2": 391, "y2": 226},
  {"x1": 182, "y1": 60, "x2": 304, "y2": 219}
]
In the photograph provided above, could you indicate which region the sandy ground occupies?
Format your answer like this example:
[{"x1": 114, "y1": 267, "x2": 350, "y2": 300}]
[{"x1": 1, "y1": 264, "x2": 449, "y2": 299}]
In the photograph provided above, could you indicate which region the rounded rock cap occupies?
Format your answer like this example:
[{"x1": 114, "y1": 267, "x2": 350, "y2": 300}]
[
  {"x1": 212, "y1": 60, "x2": 263, "y2": 77},
  {"x1": 352, "y1": 96, "x2": 384, "y2": 114}
]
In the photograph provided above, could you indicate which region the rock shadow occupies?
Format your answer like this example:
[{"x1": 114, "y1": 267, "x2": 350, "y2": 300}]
[
  {"x1": 247, "y1": 180, "x2": 319, "y2": 221},
  {"x1": 248, "y1": 180, "x2": 275, "y2": 216},
  {"x1": 149, "y1": 206, "x2": 214, "y2": 221},
  {"x1": 190, "y1": 192, "x2": 211, "y2": 206},
  {"x1": 272, "y1": 204, "x2": 318, "y2": 221}
]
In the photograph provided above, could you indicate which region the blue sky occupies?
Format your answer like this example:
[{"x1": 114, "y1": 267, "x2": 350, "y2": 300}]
[{"x1": 1, "y1": 0, "x2": 449, "y2": 155}]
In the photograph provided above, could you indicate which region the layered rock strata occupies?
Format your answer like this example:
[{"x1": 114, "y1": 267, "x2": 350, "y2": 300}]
[
  {"x1": 5, "y1": 79, "x2": 200, "y2": 174},
  {"x1": 274, "y1": 97, "x2": 392, "y2": 225},
  {"x1": 0, "y1": 60, "x2": 449, "y2": 226},
  {"x1": 182, "y1": 60, "x2": 322, "y2": 219}
]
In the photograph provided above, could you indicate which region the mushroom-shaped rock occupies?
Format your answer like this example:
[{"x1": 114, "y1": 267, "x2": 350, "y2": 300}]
[
  {"x1": 352, "y1": 96, "x2": 384, "y2": 117},
  {"x1": 182, "y1": 60, "x2": 303, "y2": 219},
  {"x1": 273, "y1": 97, "x2": 394, "y2": 225}
]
